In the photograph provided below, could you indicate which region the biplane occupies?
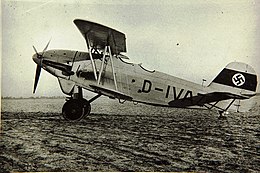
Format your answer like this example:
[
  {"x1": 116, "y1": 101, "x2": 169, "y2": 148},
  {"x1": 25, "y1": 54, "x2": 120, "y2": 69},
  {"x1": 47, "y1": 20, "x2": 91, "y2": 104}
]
[{"x1": 32, "y1": 19, "x2": 258, "y2": 121}]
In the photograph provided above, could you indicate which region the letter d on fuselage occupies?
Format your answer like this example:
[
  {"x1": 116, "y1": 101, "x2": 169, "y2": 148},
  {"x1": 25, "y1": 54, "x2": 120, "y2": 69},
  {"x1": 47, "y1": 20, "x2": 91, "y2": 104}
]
[{"x1": 141, "y1": 80, "x2": 152, "y2": 93}]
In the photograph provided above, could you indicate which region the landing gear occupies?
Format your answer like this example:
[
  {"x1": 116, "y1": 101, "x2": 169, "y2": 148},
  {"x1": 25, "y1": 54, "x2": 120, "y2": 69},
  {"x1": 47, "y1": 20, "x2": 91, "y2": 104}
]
[
  {"x1": 82, "y1": 99, "x2": 91, "y2": 117},
  {"x1": 62, "y1": 99, "x2": 90, "y2": 121},
  {"x1": 218, "y1": 110, "x2": 227, "y2": 119},
  {"x1": 61, "y1": 86, "x2": 100, "y2": 121}
]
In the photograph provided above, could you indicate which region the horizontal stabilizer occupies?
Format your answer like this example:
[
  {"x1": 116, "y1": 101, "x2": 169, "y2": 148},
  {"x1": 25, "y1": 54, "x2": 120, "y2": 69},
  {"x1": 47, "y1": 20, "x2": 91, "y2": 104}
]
[
  {"x1": 89, "y1": 84, "x2": 132, "y2": 100},
  {"x1": 168, "y1": 92, "x2": 249, "y2": 108}
]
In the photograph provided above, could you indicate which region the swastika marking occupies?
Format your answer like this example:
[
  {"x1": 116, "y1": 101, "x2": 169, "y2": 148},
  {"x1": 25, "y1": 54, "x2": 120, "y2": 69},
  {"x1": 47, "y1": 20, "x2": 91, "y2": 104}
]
[{"x1": 232, "y1": 73, "x2": 245, "y2": 86}]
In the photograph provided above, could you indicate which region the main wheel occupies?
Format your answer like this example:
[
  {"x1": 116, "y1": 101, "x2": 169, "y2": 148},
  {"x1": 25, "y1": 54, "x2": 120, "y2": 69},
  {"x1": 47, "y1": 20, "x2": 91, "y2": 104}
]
[
  {"x1": 82, "y1": 99, "x2": 91, "y2": 117},
  {"x1": 62, "y1": 99, "x2": 85, "y2": 121}
]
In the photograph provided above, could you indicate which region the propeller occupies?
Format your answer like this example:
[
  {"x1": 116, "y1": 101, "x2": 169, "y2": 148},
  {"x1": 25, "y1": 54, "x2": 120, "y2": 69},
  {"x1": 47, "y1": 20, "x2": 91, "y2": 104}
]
[
  {"x1": 32, "y1": 39, "x2": 51, "y2": 93},
  {"x1": 33, "y1": 64, "x2": 41, "y2": 93}
]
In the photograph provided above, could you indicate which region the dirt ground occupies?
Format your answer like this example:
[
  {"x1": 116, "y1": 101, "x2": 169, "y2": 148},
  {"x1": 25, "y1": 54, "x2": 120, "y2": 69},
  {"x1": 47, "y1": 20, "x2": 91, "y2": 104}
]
[{"x1": 0, "y1": 99, "x2": 260, "y2": 172}]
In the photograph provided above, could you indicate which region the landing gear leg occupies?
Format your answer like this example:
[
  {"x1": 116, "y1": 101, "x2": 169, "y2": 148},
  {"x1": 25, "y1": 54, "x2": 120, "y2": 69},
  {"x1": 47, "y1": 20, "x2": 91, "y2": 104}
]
[
  {"x1": 62, "y1": 86, "x2": 91, "y2": 121},
  {"x1": 218, "y1": 110, "x2": 227, "y2": 119},
  {"x1": 218, "y1": 99, "x2": 235, "y2": 119}
]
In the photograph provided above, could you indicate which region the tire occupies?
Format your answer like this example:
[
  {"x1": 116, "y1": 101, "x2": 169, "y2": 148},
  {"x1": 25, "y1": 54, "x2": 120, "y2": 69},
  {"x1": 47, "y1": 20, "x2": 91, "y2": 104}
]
[
  {"x1": 82, "y1": 99, "x2": 91, "y2": 117},
  {"x1": 62, "y1": 99, "x2": 85, "y2": 121}
]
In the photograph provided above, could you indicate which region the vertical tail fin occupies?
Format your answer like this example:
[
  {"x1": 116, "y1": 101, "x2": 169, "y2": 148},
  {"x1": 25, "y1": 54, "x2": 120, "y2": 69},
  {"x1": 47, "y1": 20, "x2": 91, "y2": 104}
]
[{"x1": 209, "y1": 62, "x2": 258, "y2": 96}]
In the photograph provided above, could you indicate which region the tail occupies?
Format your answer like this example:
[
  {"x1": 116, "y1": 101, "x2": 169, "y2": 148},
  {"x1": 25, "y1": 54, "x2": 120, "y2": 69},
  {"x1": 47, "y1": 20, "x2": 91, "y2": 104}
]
[{"x1": 208, "y1": 62, "x2": 258, "y2": 112}]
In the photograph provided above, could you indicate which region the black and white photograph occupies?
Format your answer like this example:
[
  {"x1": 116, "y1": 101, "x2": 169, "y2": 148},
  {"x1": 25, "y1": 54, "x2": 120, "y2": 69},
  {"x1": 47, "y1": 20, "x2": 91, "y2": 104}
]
[{"x1": 1, "y1": 0, "x2": 260, "y2": 172}]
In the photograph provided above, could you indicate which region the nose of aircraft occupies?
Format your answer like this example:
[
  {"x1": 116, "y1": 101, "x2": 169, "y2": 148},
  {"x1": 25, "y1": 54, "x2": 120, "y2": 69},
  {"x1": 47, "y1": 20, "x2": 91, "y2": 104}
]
[
  {"x1": 32, "y1": 53, "x2": 38, "y2": 63},
  {"x1": 32, "y1": 52, "x2": 43, "y2": 65}
]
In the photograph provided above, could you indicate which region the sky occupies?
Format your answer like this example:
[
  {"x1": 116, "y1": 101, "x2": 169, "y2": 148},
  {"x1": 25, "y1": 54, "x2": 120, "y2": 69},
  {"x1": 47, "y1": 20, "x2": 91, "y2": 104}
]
[{"x1": 1, "y1": 0, "x2": 260, "y2": 97}]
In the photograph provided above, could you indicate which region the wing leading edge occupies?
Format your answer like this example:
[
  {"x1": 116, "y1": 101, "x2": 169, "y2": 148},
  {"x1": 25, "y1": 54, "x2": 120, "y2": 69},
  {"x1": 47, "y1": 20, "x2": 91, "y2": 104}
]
[{"x1": 74, "y1": 19, "x2": 126, "y2": 55}]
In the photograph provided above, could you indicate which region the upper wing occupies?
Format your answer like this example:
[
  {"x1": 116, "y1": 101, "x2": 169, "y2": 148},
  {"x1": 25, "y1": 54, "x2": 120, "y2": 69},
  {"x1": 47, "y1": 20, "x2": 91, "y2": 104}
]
[{"x1": 74, "y1": 19, "x2": 126, "y2": 55}]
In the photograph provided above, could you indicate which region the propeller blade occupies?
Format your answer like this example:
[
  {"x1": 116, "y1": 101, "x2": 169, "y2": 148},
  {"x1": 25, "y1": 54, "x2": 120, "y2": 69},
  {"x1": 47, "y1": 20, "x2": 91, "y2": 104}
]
[
  {"x1": 33, "y1": 65, "x2": 42, "y2": 94},
  {"x1": 32, "y1": 39, "x2": 51, "y2": 93},
  {"x1": 42, "y1": 39, "x2": 51, "y2": 56},
  {"x1": 33, "y1": 46, "x2": 39, "y2": 55}
]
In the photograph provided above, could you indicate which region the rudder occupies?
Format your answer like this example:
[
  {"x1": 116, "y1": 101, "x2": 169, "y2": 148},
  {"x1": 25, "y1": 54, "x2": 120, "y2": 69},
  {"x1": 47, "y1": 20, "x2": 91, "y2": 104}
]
[{"x1": 209, "y1": 62, "x2": 258, "y2": 95}]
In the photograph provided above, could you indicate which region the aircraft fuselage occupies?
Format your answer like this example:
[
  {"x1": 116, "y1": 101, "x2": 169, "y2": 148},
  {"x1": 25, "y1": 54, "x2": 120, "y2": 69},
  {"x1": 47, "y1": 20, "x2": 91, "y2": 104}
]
[{"x1": 35, "y1": 49, "x2": 208, "y2": 108}]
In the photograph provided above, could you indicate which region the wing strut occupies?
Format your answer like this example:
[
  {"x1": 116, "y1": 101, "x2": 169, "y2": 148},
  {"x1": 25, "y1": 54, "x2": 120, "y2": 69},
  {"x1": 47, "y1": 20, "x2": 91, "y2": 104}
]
[
  {"x1": 85, "y1": 33, "x2": 98, "y2": 80},
  {"x1": 204, "y1": 99, "x2": 236, "y2": 112},
  {"x1": 97, "y1": 45, "x2": 118, "y2": 90},
  {"x1": 108, "y1": 46, "x2": 118, "y2": 90},
  {"x1": 97, "y1": 46, "x2": 107, "y2": 85}
]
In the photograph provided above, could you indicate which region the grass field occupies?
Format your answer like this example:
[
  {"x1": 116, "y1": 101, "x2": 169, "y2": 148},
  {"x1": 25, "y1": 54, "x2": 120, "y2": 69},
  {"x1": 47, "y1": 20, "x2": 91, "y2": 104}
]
[{"x1": 1, "y1": 98, "x2": 259, "y2": 172}]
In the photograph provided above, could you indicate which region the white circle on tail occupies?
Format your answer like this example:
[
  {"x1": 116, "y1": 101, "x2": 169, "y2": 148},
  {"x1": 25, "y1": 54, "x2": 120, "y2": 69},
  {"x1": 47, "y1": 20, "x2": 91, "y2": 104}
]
[{"x1": 232, "y1": 73, "x2": 245, "y2": 86}]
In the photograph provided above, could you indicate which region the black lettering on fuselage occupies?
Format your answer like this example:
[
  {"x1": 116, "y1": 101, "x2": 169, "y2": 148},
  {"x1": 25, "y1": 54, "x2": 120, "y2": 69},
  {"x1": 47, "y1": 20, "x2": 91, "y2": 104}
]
[
  {"x1": 184, "y1": 90, "x2": 193, "y2": 104},
  {"x1": 173, "y1": 87, "x2": 184, "y2": 100},
  {"x1": 165, "y1": 85, "x2": 193, "y2": 101},
  {"x1": 155, "y1": 87, "x2": 163, "y2": 92},
  {"x1": 166, "y1": 85, "x2": 170, "y2": 98},
  {"x1": 184, "y1": 90, "x2": 193, "y2": 99},
  {"x1": 142, "y1": 80, "x2": 152, "y2": 93},
  {"x1": 141, "y1": 81, "x2": 193, "y2": 102}
]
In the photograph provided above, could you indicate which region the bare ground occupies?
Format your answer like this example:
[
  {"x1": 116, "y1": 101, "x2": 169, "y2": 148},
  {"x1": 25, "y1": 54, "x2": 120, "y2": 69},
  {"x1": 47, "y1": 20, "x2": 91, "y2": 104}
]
[{"x1": 0, "y1": 107, "x2": 260, "y2": 172}]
